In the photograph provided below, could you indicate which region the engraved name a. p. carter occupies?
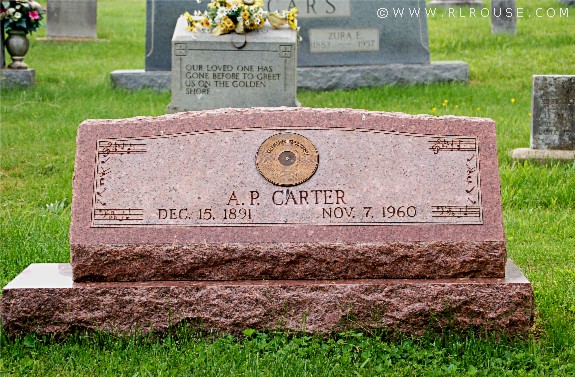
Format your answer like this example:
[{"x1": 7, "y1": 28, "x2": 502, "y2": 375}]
[{"x1": 256, "y1": 133, "x2": 319, "y2": 187}]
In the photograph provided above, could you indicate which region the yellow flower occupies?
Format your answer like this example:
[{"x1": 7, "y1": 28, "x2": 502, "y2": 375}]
[
  {"x1": 184, "y1": 12, "x2": 197, "y2": 31},
  {"x1": 432, "y1": 107, "x2": 436, "y2": 113},
  {"x1": 443, "y1": 99, "x2": 448, "y2": 103},
  {"x1": 287, "y1": 7, "x2": 298, "y2": 30},
  {"x1": 511, "y1": 98, "x2": 516, "y2": 103},
  {"x1": 221, "y1": 16, "x2": 235, "y2": 31},
  {"x1": 201, "y1": 17, "x2": 212, "y2": 28},
  {"x1": 476, "y1": 107, "x2": 481, "y2": 111},
  {"x1": 455, "y1": 104, "x2": 459, "y2": 109}
]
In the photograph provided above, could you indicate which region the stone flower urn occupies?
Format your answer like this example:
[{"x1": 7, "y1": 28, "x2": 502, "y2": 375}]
[{"x1": 5, "y1": 30, "x2": 30, "y2": 69}]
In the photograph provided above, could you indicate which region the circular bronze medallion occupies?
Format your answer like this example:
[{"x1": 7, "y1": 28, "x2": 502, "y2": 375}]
[{"x1": 256, "y1": 133, "x2": 319, "y2": 187}]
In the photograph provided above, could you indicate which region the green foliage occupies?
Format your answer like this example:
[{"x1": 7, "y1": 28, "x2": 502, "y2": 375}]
[
  {"x1": 1, "y1": 0, "x2": 575, "y2": 375},
  {"x1": 2, "y1": 329, "x2": 573, "y2": 376}
]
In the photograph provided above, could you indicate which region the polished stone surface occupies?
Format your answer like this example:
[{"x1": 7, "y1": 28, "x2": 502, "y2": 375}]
[{"x1": 71, "y1": 107, "x2": 505, "y2": 282}]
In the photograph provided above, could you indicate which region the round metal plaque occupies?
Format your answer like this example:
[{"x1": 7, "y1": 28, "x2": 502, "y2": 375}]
[{"x1": 256, "y1": 133, "x2": 319, "y2": 187}]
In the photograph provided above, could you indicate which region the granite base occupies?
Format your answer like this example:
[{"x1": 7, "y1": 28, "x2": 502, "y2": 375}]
[
  {"x1": 297, "y1": 61, "x2": 469, "y2": 91},
  {"x1": 110, "y1": 69, "x2": 170, "y2": 92},
  {"x1": 0, "y1": 69, "x2": 35, "y2": 88},
  {"x1": 2, "y1": 260, "x2": 533, "y2": 336},
  {"x1": 110, "y1": 61, "x2": 469, "y2": 92},
  {"x1": 511, "y1": 148, "x2": 575, "y2": 162}
]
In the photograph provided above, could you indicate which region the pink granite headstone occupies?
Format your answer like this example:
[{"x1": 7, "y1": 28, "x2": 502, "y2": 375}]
[
  {"x1": 1, "y1": 107, "x2": 533, "y2": 336},
  {"x1": 70, "y1": 107, "x2": 506, "y2": 282}
]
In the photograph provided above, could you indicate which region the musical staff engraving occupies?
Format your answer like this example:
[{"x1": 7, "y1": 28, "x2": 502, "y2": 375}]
[
  {"x1": 98, "y1": 141, "x2": 147, "y2": 156},
  {"x1": 92, "y1": 139, "x2": 148, "y2": 226},
  {"x1": 94, "y1": 208, "x2": 144, "y2": 222},
  {"x1": 429, "y1": 137, "x2": 476, "y2": 154},
  {"x1": 431, "y1": 206, "x2": 481, "y2": 218}
]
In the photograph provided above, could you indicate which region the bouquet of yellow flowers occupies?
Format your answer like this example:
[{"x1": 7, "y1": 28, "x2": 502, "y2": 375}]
[{"x1": 185, "y1": 0, "x2": 298, "y2": 36}]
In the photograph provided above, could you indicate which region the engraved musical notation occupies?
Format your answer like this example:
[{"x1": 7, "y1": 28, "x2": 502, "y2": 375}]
[
  {"x1": 98, "y1": 141, "x2": 147, "y2": 156},
  {"x1": 431, "y1": 206, "x2": 481, "y2": 218},
  {"x1": 465, "y1": 153, "x2": 479, "y2": 205},
  {"x1": 93, "y1": 139, "x2": 148, "y2": 226},
  {"x1": 429, "y1": 137, "x2": 476, "y2": 154},
  {"x1": 94, "y1": 208, "x2": 144, "y2": 222},
  {"x1": 87, "y1": 129, "x2": 487, "y2": 227}
]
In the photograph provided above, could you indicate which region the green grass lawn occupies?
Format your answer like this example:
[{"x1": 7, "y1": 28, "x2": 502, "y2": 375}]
[{"x1": 1, "y1": 0, "x2": 574, "y2": 375}]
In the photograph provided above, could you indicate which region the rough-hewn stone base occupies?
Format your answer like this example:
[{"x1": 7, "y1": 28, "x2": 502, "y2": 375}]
[
  {"x1": 511, "y1": 148, "x2": 574, "y2": 162},
  {"x1": 71, "y1": 242, "x2": 507, "y2": 282},
  {"x1": 110, "y1": 62, "x2": 469, "y2": 92},
  {"x1": 0, "y1": 69, "x2": 35, "y2": 88},
  {"x1": 1, "y1": 260, "x2": 533, "y2": 336}
]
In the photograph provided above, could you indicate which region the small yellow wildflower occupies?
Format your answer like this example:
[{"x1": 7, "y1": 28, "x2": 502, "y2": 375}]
[
  {"x1": 432, "y1": 108, "x2": 436, "y2": 113},
  {"x1": 455, "y1": 104, "x2": 459, "y2": 109},
  {"x1": 511, "y1": 98, "x2": 516, "y2": 103},
  {"x1": 287, "y1": 7, "x2": 298, "y2": 30}
]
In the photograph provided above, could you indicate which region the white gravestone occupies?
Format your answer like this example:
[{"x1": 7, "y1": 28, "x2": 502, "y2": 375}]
[{"x1": 168, "y1": 17, "x2": 298, "y2": 112}]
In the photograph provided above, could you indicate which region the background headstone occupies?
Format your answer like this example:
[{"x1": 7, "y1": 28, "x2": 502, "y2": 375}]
[
  {"x1": 274, "y1": 0, "x2": 430, "y2": 67},
  {"x1": 168, "y1": 18, "x2": 298, "y2": 112},
  {"x1": 428, "y1": 0, "x2": 484, "y2": 7},
  {"x1": 146, "y1": 0, "x2": 197, "y2": 71},
  {"x1": 531, "y1": 75, "x2": 575, "y2": 150},
  {"x1": 512, "y1": 75, "x2": 575, "y2": 161},
  {"x1": 46, "y1": 0, "x2": 97, "y2": 39},
  {"x1": 112, "y1": 0, "x2": 468, "y2": 91},
  {"x1": 491, "y1": 0, "x2": 516, "y2": 35}
]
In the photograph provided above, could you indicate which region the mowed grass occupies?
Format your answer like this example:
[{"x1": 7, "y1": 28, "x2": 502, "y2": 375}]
[{"x1": 1, "y1": 0, "x2": 574, "y2": 375}]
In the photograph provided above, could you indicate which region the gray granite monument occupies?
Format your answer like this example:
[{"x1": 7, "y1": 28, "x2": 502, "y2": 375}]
[
  {"x1": 45, "y1": 0, "x2": 97, "y2": 40},
  {"x1": 491, "y1": 0, "x2": 516, "y2": 35},
  {"x1": 512, "y1": 75, "x2": 575, "y2": 161},
  {"x1": 111, "y1": 0, "x2": 468, "y2": 91},
  {"x1": 168, "y1": 17, "x2": 298, "y2": 112},
  {"x1": 428, "y1": 0, "x2": 484, "y2": 7}
]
